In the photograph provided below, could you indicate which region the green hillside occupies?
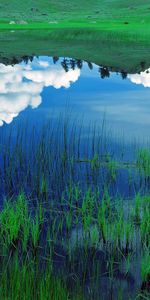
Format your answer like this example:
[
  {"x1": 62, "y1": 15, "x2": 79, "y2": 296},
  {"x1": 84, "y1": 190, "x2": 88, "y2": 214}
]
[{"x1": 0, "y1": 0, "x2": 150, "y2": 25}]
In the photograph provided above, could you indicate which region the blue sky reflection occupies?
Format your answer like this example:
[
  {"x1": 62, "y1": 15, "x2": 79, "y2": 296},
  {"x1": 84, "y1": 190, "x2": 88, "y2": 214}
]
[{"x1": 0, "y1": 56, "x2": 150, "y2": 144}]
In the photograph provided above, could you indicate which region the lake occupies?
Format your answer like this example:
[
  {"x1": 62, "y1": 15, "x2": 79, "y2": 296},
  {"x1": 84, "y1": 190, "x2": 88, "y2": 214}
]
[
  {"x1": 0, "y1": 51, "x2": 150, "y2": 299},
  {"x1": 1, "y1": 55, "x2": 150, "y2": 142}
]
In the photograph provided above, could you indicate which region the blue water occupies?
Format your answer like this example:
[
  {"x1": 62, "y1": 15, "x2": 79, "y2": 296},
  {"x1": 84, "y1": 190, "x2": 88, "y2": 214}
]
[
  {"x1": 0, "y1": 56, "x2": 149, "y2": 201},
  {"x1": 0, "y1": 56, "x2": 150, "y2": 146}
]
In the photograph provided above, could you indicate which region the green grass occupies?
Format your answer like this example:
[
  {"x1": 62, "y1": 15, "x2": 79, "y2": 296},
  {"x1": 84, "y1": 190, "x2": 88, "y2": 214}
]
[
  {"x1": 1, "y1": 0, "x2": 150, "y2": 25},
  {"x1": 0, "y1": 0, "x2": 150, "y2": 41},
  {"x1": 0, "y1": 189, "x2": 150, "y2": 299},
  {"x1": 1, "y1": 28, "x2": 150, "y2": 74},
  {"x1": 0, "y1": 117, "x2": 149, "y2": 299},
  {"x1": 0, "y1": 117, "x2": 149, "y2": 298},
  {"x1": 137, "y1": 149, "x2": 150, "y2": 178},
  {"x1": 0, "y1": 1, "x2": 150, "y2": 74}
]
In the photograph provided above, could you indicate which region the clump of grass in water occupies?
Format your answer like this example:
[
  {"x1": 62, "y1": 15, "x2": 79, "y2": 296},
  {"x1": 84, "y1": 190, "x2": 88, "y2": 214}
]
[
  {"x1": 141, "y1": 248, "x2": 150, "y2": 292},
  {"x1": 106, "y1": 155, "x2": 118, "y2": 181},
  {"x1": 0, "y1": 193, "x2": 30, "y2": 253},
  {"x1": 140, "y1": 200, "x2": 150, "y2": 247},
  {"x1": 0, "y1": 189, "x2": 149, "y2": 299},
  {"x1": 136, "y1": 148, "x2": 150, "y2": 178}
]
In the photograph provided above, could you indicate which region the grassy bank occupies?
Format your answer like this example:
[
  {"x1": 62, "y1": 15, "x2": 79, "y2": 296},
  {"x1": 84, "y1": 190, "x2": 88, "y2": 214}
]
[
  {"x1": 0, "y1": 2, "x2": 150, "y2": 73},
  {"x1": 0, "y1": 0, "x2": 150, "y2": 43},
  {"x1": 1, "y1": 28, "x2": 150, "y2": 74}
]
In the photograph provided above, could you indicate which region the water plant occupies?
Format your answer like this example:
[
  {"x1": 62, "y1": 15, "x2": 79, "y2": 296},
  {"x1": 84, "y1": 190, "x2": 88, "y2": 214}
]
[
  {"x1": 0, "y1": 188, "x2": 149, "y2": 299},
  {"x1": 136, "y1": 148, "x2": 150, "y2": 178},
  {"x1": 0, "y1": 117, "x2": 149, "y2": 299}
]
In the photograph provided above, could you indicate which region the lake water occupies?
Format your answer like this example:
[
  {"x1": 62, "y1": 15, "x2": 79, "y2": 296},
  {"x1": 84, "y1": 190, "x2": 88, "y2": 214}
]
[
  {"x1": 0, "y1": 55, "x2": 150, "y2": 199},
  {"x1": 0, "y1": 55, "x2": 150, "y2": 299},
  {"x1": 0, "y1": 55, "x2": 150, "y2": 145}
]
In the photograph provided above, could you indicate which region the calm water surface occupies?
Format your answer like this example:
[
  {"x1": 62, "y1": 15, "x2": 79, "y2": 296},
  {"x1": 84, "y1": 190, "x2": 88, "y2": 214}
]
[
  {"x1": 0, "y1": 56, "x2": 150, "y2": 145},
  {"x1": 0, "y1": 56, "x2": 150, "y2": 299},
  {"x1": 0, "y1": 56, "x2": 150, "y2": 199}
]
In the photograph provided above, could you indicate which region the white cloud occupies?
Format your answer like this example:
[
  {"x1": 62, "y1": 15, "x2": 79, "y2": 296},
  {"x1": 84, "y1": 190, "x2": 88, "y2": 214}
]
[
  {"x1": 0, "y1": 58, "x2": 80, "y2": 125},
  {"x1": 128, "y1": 69, "x2": 150, "y2": 87},
  {"x1": 24, "y1": 69, "x2": 80, "y2": 89},
  {"x1": 38, "y1": 60, "x2": 50, "y2": 68}
]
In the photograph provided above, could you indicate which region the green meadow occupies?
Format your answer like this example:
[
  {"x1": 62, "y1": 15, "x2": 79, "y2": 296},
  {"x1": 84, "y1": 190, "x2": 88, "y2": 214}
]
[
  {"x1": 1, "y1": 1, "x2": 150, "y2": 73},
  {"x1": 1, "y1": 1, "x2": 150, "y2": 26},
  {"x1": 0, "y1": 0, "x2": 150, "y2": 43}
]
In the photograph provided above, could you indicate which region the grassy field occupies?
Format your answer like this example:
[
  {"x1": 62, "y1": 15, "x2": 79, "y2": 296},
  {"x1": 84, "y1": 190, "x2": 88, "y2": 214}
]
[
  {"x1": 0, "y1": 1, "x2": 150, "y2": 36},
  {"x1": 0, "y1": 1, "x2": 150, "y2": 73},
  {"x1": 0, "y1": 1, "x2": 150, "y2": 24}
]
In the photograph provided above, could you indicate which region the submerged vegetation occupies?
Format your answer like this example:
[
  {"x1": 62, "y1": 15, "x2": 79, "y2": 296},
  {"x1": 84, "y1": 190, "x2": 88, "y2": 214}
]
[{"x1": 0, "y1": 116, "x2": 149, "y2": 299}]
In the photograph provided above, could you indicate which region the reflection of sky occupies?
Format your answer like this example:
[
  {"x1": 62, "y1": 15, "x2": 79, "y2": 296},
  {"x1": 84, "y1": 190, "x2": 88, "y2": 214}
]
[
  {"x1": 0, "y1": 56, "x2": 150, "y2": 144},
  {"x1": 0, "y1": 57, "x2": 80, "y2": 125}
]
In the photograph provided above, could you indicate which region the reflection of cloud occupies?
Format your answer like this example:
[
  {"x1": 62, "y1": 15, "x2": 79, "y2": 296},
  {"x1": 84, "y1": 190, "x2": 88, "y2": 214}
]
[
  {"x1": 24, "y1": 68, "x2": 80, "y2": 89},
  {"x1": 0, "y1": 94, "x2": 41, "y2": 126},
  {"x1": 0, "y1": 59, "x2": 80, "y2": 125},
  {"x1": 128, "y1": 69, "x2": 150, "y2": 87}
]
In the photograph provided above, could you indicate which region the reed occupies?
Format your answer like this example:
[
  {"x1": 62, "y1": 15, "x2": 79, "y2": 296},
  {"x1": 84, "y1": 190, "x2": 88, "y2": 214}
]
[
  {"x1": 0, "y1": 117, "x2": 149, "y2": 299},
  {"x1": 0, "y1": 188, "x2": 149, "y2": 299}
]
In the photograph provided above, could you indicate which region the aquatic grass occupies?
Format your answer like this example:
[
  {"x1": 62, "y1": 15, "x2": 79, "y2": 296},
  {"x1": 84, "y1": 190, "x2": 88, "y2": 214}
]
[
  {"x1": 123, "y1": 222, "x2": 133, "y2": 254},
  {"x1": 111, "y1": 212, "x2": 124, "y2": 250},
  {"x1": 0, "y1": 189, "x2": 149, "y2": 298},
  {"x1": 31, "y1": 213, "x2": 41, "y2": 250},
  {"x1": 140, "y1": 207, "x2": 150, "y2": 247},
  {"x1": 91, "y1": 153, "x2": 100, "y2": 170},
  {"x1": 136, "y1": 149, "x2": 150, "y2": 178},
  {"x1": 141, "y1": 249, "x2": 150, "y2": 283},
  {"x1": 0, "y1": 116, "x2": 148, "y2": 203},
  {"x1": 133, "y1": 193, "x2": 141, "y2": 224},
  {"x1": 141, "y1": 248, "x2": 150, "y2": 293},
  {"x1": 0, "y1": 193, "x2": 29, "y2": 251},
  {"x1": 97, "y1": 204, "x2": 107, "y2": 244},
  {"x1": 0, "y1": 257, "x2": 71, "y2": 300},
  {"x1": 0, "y1": 117, "x2": 150, "y2": 298},
  {"x1": 105, "y1": 154, "x2": 118, "y2": 181}
]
